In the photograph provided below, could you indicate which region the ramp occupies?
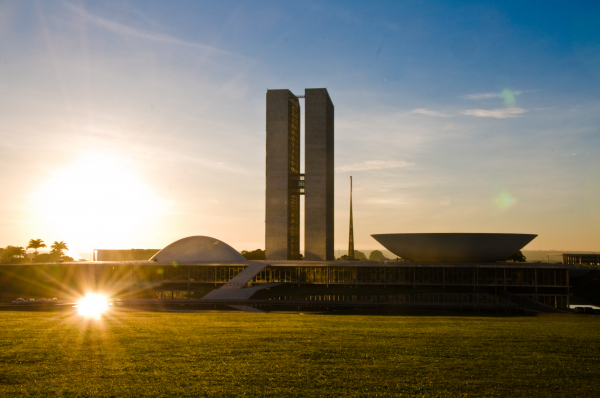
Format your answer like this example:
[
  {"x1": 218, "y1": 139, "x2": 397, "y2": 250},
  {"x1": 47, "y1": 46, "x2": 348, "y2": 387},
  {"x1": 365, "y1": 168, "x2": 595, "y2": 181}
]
[
  {"x1": 482, "y1": 288, "x2": 565, "y2": 313},
  {"x1": 202, "y1": 262, "x2": 270, "y2": 300}
]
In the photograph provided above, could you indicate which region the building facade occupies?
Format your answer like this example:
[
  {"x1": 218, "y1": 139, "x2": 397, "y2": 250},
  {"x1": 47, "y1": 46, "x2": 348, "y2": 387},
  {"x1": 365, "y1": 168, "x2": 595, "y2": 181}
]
[
  {"x1": 265, "y1": 88, "x2": 334, "y2": 261},
  {"x1": 304, "y1": 89, "x2": 335, "y2": 260},
  {"x1": 93, "y1": 249, "x2": 159, "y2": 261},
  {"x1": 563, "y1": 253, "x2": 600, "y2": 265},
  {"x1": 1, "y1": 262, "x2": 570, "y2": 310},
  {"x1": 265, "y1": 90, "x2": 302, "y2": 260}
]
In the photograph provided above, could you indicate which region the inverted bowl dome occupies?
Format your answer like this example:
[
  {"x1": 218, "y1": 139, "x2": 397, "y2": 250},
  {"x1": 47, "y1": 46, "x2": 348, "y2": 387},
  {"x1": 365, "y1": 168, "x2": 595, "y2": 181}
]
[
  {"x1": 150, "y1": 236, "x2": 248, "y2": 264},
  {"x1": 371, "y1": 233, "x2": 537, "y2": 263}
]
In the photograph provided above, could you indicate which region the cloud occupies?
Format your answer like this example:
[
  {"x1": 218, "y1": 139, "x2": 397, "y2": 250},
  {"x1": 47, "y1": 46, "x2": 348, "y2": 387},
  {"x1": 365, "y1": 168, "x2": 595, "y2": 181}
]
[
  {"x1": 462, "y1": 89, "x2": 525, "y2": 107},
  {"x1": 63, "y1": 2, "x2": 232, "y2": 55},
  {"x1": 336, "y1": 160, "x2": 414, "y2": 173},
  {"x1": 409, "y1": 108, "x2": 454, "y2": 117},
  {"x1": 461, "y1": 108, "x2": 527, "y2": 118},
  {"x1": 461, "y1": 92, "x2": 502, "y2": 100}
]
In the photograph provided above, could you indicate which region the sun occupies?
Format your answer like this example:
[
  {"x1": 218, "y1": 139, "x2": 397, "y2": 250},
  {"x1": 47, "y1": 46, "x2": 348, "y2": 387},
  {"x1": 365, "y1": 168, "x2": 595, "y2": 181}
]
[
  {"x1": 76, "y1": 293, "x2": 109, "y2": 318},
  {"x1": 32, "y1": 151, "x2": 168, "y2": 254}
]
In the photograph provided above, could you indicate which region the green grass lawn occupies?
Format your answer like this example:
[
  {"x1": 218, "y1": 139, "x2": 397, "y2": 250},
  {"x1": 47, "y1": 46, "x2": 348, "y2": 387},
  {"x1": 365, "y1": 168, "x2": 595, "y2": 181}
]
[{"x1": 0, "y1": 309, "x2": 599, "y2": 397}]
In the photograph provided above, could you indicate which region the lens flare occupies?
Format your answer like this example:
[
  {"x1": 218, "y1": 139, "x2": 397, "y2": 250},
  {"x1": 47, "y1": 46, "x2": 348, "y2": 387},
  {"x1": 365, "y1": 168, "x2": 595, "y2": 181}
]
[
  {"x1": 76, "y1": 293, "x2": 109, "y2": 318},
  {"x1": 501, "y1": 89, "x2": 521, "y2": 108},
  {"x1": 494, "y1": 190, "x2": 517, "y2": 210}
]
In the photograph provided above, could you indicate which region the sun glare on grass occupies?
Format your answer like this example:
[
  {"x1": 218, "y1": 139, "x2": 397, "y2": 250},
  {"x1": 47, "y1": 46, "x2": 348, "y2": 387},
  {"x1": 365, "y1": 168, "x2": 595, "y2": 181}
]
[{"x1": 76, "y1": 293, "x2": 109, "y2": 318}]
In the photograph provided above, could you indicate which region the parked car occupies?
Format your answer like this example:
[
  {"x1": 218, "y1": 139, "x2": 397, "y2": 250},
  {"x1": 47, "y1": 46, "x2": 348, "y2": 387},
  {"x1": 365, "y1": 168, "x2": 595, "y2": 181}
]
[
  {"x1": 583, "y1": 307, "x2": 595, "y2": 315},
  {"x1": 12, "y1": 297, "x2": 61, "y2": 305}
]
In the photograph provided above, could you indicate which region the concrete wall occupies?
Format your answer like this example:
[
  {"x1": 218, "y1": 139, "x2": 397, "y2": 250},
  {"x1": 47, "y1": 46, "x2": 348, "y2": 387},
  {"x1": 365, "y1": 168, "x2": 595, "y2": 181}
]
[
  {"x1": 265, "y1": 89, "x2": 300, "y2": 260},
  {"x1": 304, "y1": 88, "x2": 334, "y2": 260}
]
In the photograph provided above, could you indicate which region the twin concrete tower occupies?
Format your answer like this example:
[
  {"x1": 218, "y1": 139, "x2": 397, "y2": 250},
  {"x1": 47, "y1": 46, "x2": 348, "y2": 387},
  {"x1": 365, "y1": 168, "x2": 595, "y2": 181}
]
[{"x1": 265, "y1": 88, "x2": 334, "y2": 261}]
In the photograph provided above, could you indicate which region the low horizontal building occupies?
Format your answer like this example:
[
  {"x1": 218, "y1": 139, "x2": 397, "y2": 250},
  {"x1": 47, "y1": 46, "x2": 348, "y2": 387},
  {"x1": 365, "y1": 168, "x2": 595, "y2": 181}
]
[
  {"x1": 0, "y1": 260, "x2": 571, "y2": 310},
  {"x1": 563, "y1": 253, "x2": 600, "y2": 266},
  {"x1": 93, "y1": 249, "x2": 159, "y2": 261},
  {"x1": 1, "y1": 237, "x2": 576, "y2": 312}
]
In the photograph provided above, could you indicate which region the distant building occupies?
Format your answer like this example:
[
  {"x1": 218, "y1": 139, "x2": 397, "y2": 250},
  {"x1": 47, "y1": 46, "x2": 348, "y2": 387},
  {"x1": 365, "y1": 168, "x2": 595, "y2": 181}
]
[
  {"x1": 563, "y1": 253, "x2": 600, "y2": 265},
  {"x1": 93, "y1": 249, "x2": 159, "y2": 261},
  {"x1": 265, "y1": 88, "x2": 334, "y2": 261}
]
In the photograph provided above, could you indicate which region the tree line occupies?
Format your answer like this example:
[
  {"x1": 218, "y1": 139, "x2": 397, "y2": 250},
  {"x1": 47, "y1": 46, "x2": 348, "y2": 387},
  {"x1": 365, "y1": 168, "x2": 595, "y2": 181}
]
[
  {"x1": 241, "y1": 249, "x2": 390, "y2": 261},
  {"x1": 0, "y1": 239, "x2": 72, "y2": 264},
  {"x1": 240, "y1": 249, "x2": 527, "y2": 262}
]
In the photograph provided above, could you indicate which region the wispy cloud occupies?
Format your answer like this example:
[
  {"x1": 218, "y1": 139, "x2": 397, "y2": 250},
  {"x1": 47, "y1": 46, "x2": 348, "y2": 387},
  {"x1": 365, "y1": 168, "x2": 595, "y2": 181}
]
[
  {"x1": 63, "y1": 2, "x2": 232, "y2": 55},
  {"x1": 409, "y1": 108, "x2": 454, "y2": 117},
  {"x1": 461, "y1": 108, "x2": 527, "y2": 118},
  {"x1": 461, "y1": 89, "x2": 524, "y2": 107},
  {"x1": 336, "y1": 160, "x2": 414, "y2": 173},
  {"x1": 461, "y1": 92, "x2": 503, "y2": 100}
]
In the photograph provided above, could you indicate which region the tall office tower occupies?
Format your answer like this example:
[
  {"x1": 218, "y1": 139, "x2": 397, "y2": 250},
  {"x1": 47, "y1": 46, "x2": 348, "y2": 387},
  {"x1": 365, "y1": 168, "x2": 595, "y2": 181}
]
[
  {"x1": 304, "y1": 88, "x2": 334, "y2": 261},
  {"x1": 348, "y1": 176, "x2": 354, "y2": 260},
  {"x1": 265, "y1": 89, "x2": 302, "y2": 260}
]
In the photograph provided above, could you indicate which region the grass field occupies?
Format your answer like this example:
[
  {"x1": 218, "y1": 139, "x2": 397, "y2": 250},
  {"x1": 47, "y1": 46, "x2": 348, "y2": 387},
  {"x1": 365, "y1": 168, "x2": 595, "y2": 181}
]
[{"x1": 1, "y1": 308, "x2": 599, "y2": 397}]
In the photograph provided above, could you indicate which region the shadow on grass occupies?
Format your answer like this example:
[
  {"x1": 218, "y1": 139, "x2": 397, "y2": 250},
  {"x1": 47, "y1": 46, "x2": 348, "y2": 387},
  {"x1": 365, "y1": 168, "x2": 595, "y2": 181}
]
[
  {"x1": 317, "y1": 307, "x2": 540, "y2": 318},
  {"x1": 0, "y1": 301, "x2": 556, "y2": 318}
]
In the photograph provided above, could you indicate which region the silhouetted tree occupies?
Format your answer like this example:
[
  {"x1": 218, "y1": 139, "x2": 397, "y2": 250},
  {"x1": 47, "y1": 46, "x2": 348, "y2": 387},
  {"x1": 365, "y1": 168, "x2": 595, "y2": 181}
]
[
  {"x1": 338, "y1": 250, "x2": 367, "y2": 261},
  {"x1": 27, "y1": 239, "x2": 46, "y2": 262},
  {"x1": 507, "y1": 250, "x2": 526, "y2": 262},
  {"x1": 36, "y1": 253, "x2": 54, "y2": 263},
  {"x1": 50, "y1": 241, "x2": 69, "y2": 262},
  {"x1": 1, "y1": 246, "x2": 26, "y2": 263},
  {"x1": 369, "y1": 250, "x2": 386, "y2": 262},
  {"x1": 354, "y1": 250, "x2": 367, "y2": 261},
  {"x1": 241, "y1": 249, "x2": 266, "y2": 260}
]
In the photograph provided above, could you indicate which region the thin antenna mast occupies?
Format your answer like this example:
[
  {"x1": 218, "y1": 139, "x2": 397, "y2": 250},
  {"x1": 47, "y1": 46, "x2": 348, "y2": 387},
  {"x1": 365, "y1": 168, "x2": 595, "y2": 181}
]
[{"x1": 348, "y1": 176, "x2": 354, "y2": 260}]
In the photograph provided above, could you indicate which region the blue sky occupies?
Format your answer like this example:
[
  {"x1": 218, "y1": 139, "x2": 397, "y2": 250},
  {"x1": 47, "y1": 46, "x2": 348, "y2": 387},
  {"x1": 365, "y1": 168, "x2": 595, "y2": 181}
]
[{"x1": 0, "y1": 1, "x2": 599, "y2": 256}]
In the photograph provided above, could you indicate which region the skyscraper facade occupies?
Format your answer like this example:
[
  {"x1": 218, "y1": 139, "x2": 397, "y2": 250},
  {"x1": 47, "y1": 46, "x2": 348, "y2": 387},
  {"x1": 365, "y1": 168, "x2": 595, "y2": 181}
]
[
  {"x1": 304, "y1": 88, "x2": 334, "y2": 261},
  {"x1": 265, "y1": 88, "x2": 334, "y2": 261},
  {"x1": 265, "y1": 89, "x2": 301, "y2": 260}
]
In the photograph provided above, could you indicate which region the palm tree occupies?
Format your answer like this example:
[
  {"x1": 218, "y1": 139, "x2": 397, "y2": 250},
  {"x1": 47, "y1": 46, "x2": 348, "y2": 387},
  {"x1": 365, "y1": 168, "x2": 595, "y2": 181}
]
[
  {"x1": 50, "y1": 241, "x2": 69, "y2": 261},
  {"x1": 27, "y1": 239, "x2": 46, "y2": 262}
]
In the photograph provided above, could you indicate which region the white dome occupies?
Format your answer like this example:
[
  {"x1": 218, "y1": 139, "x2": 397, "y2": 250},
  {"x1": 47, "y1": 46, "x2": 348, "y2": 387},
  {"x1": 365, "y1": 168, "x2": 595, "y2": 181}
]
[{"x1": 150, "y1": 236, "x2": 248, "y2": 263}]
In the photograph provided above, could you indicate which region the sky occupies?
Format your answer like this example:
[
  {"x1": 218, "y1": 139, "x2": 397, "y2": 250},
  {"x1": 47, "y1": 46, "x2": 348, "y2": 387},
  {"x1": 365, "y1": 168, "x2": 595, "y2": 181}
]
[{"x1": 0, "y1": 1, "x2": 599, "y2": 258}]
